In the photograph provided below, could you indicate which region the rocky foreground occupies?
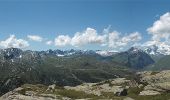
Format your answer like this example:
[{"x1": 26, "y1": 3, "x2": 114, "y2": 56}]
[{"x1": 2, "y1": 70, "x2": 170, "y2": 100}]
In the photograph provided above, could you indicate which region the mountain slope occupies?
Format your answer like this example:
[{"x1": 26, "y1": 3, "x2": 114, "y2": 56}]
[
  {"x1": 146, "y1": 55, "x2": 170, "y2": 70},
  {"x1": 112, "y1": 47, "x2": 155, "y2": 69}
]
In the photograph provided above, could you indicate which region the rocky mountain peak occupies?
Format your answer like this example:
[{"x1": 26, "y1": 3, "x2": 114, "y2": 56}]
[
  {"x1": 1, "y1": 48, "x2": 23, "y2": 60},
  {"x1": 128, "y1": 47, "x2": 142, "y2": 54}
]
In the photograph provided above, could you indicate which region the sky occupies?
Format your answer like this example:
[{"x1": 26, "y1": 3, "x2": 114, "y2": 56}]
[{"x1": 0, "y1": 0, "x2": 170, "y2": 51}]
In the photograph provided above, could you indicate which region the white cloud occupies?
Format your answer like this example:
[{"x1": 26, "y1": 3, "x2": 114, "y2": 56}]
[
  {"x1": 54, "y1": 28, "x2": 107, "y2": 47},
  {"x1": 0, "y1": 35, "x2": 29, "y2": 49},
  {"x1": 147, "y1": 12, "x2": 170, "y2": 41},
  {"x1": 108, "y1": 31, "x2": 142, "y2": 48},
  {"x1": 143, "y1": 12, "x2": 170, "y2": 53},
  {"x1": 122, "y1": 32, "x2": 142, "y2": 43},
  {"x1": 54, "y1": 35, "x2": 71, "y2": 46},
  {"x1": 53, "y1": 27, "x2": 142, "y2": 49},
  {"x1": 46, "y1": 40, "x2": 53, "y2": 45},
  {"x1": 108, "y1": 31, "x2": 120, "y2": 47},
  {"x1": 142, "y1": 40, "x2": 158, "y2": 47},
  {"x1": 27, "y1": 35, "x2": 43, "y2": 42},
  {"x1": 71, "y1": 28, "x2": 107, "y2": 47}
]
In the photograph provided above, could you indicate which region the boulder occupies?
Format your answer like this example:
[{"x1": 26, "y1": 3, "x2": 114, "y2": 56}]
[{"x1": 115, "y1": 88, "x2": 127, "y2": 96}]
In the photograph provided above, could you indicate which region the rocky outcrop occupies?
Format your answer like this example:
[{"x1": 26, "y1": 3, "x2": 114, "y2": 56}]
[
  {"x1": 137, "y1": 70, "x2": 170, "y2": 95},
  {"x1": 138, "y1": 70, "x2": 170, "y2": 84},
  {"x1": 65, "y1": 78, "x2": 134, "y2": 96}
]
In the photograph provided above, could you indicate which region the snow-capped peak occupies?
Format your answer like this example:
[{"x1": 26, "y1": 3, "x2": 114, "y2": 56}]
[{"x1": 143, "y1": 44, "x2": 170, "y2": 55}]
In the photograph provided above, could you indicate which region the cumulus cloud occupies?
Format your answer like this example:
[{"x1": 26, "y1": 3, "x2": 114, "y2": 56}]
[
  {"x1": 147, "y1": 12, "x2": 170, "y2": 41},
  {"x1": 53, "y1": 27, "x2": 142, "y2": 49},
  {"x1": 108, "y1": 31, "x2": 120, "y2": 47},
  {"x1": 46, "y1": 40, "x2": 53, "y2": 45},
  {"x1": 122, "y1": 32, "x2": 142, "y2": 43},
  {"x1": 108, "y1": 31, "x2": 142, "y2": 48},
  {"x1": 27, "y1": 35, "x2": 43, "y2": 42},
  {"x1": 71, "y1": 28, "x2": 107, "y2": 47},
  {"x1": 0, "y1": 35, "x2": 29, "y2": 49},
  {"x1": 54, "y1": 35, "x2": 71, "y2": 46},
  {"x1": 143, "y1": 12, "x2": 170, "y2": 52},
  {"x1": 54, "y1": 28, "x2": 107, "y2": 47}
]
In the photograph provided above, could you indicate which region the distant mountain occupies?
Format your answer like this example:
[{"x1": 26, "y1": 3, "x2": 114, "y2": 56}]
[
  {"x1": 112, "y1": 47, "x2": 155, "y2": 69},
  {"x1": 42, "y1": 49, "x2": 98, "y2": 57}
]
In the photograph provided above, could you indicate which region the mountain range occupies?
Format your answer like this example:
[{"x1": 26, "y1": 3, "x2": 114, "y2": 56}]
[{"x1": 0, "y1": 46, "x2": 170, "y2": 96}]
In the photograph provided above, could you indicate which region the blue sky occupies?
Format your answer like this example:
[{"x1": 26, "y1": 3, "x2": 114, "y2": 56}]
[{"x1": 0, "y1": 0, "x2": 170, "y2": 51}]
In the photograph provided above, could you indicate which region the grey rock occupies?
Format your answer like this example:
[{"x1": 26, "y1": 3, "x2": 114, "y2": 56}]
[{"x1": 139, "y1": 90, "x2": 160, "y2": 96}]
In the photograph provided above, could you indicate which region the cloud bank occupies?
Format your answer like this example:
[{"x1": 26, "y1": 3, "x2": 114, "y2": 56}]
[{"x1": 54, "y1": 28, "x2": 141, "y2": 50}]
